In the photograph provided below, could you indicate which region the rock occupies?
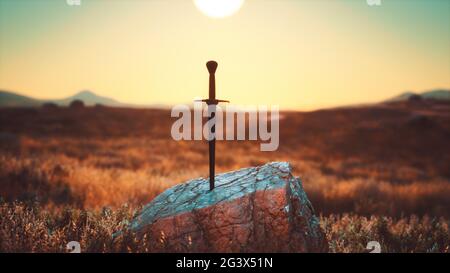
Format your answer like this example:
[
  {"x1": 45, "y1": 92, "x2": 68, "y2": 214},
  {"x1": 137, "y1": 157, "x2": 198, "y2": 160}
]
[{"x1": 125, "y1": 162, "x2": 328, "y2": 253}]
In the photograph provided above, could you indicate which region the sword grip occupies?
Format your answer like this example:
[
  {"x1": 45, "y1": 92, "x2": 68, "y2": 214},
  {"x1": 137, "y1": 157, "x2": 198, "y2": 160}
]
[{"x1": 207, "y1": 61, "x2": 217, "y2": 101}]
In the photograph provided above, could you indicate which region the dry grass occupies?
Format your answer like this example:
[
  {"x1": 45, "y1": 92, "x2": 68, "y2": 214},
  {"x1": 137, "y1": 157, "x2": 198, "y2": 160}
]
[
  {"x1": 321, "y1": 214, "x2": 449, "y2": 253},
  {"x1": 0, "y1": 202, "x2": 448, "y2": 253},
  {"x1": 1, "y1": 142, "x2": 449, "y2": 218},
  {"x1": 0, "y1": 202, "x2": 138, "y2": 253}
]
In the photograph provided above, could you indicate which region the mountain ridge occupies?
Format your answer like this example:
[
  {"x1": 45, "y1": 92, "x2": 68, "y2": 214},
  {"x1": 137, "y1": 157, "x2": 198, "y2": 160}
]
[
  {"x1": 386, "y1": 89, "x2": 450, "y2": 102},
  {"x1": 1, "y1": 89, "x2": 449, "y2": 109},
  {"x1": 0, "y1": 90, "x2": 167, "y2": 108}
]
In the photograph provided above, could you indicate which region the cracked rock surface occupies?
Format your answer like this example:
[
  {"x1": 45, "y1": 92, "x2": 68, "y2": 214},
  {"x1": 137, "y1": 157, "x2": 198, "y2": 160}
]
[{"x1": 127, "y1": 162, "x2": 328, "y2": 252}]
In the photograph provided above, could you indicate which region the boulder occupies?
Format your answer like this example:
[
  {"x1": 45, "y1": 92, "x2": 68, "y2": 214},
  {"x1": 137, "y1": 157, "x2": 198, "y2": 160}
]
[{"x1": 126, "y1": 162, "x2": 328, "y2": 253}]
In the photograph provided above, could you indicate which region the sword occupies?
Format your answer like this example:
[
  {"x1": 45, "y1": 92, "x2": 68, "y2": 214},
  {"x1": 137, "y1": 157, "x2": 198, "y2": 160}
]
[{"x1": 200, "y1": 61, "x2": 229, "y2": 191}]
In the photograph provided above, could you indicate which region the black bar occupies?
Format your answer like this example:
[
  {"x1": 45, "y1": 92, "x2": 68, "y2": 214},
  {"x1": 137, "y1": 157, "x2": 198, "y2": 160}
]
[{"x1": 1, "y1": 253, "x2": 445, "y2": 273}]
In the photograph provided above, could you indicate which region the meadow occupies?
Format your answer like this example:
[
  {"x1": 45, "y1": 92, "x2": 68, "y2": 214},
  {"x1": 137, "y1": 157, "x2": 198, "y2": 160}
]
[{"x1": 0, "y1": 100, "x2": 449, "y2": 252}]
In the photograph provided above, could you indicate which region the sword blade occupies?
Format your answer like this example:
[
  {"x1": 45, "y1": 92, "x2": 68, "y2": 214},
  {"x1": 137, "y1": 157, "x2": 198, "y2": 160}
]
[
  {"x1": 208, "y1": 136, "x2": 215, "y2": 190},
  {"x1": 208, "y1": 107, "x2": 216, "y2": 191}
]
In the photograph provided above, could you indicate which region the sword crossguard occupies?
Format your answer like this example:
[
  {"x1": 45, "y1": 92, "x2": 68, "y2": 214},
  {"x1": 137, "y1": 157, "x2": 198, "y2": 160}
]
[{"x1": 196, "y1": 99, "x2": 230, "y2": 105}]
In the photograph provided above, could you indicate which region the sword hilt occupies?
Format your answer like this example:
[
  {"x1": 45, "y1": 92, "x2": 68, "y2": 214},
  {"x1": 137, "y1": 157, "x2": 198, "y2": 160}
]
[{"x1": 197, "y1": 60, "x2": 229, "y2": 105}]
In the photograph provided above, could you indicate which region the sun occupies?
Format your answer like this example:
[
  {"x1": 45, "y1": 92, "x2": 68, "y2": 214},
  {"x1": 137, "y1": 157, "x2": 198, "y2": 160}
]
[{"x1": 194, "y1": 0, "x2": 245, "y2": 18}]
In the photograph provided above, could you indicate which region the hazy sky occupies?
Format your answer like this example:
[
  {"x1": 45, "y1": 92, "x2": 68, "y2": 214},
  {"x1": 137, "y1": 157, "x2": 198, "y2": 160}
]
[{"x1": 0, "y1": 0, "x2": 449, "y2": 110}]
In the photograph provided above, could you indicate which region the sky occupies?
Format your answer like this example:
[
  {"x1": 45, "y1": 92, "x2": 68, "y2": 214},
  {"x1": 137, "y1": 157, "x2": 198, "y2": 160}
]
[{"x1": 0, "y1": 0, "x2": 449, "y2": 110}]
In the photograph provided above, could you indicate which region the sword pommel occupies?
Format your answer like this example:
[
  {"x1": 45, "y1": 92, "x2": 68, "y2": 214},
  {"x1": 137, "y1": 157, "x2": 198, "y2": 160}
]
[{"x1": 206, "y1": 60, "x2": 218, "y2": 74}]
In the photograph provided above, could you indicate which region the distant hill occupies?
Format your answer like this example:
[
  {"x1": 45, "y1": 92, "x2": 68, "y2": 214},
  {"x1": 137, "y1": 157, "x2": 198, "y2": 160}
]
[
  {"x1": 0, "y1": 90, "x2": 41, "y2": 107},
  {"x1": 387, "y1": 89, "x2": 450, "y2": 102},
  {"x1": 0, "y1": 90, "x2": 142, "y2": 108},
  {"x1": 49, "y1": 90, "x2": 122, "y2": 107}
]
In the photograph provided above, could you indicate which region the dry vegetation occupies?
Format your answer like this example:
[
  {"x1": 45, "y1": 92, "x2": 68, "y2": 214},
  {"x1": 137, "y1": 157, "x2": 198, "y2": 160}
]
[
  {"x1": 0, "y1": 202, "x2": 447, "y2": 253},
  {"x1": 0, "y1": 100, "x2": 449, "y2": 252}
]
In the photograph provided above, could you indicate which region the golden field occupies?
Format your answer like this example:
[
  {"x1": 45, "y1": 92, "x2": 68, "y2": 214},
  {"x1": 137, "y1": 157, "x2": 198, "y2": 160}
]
[{"x1": 0, "y1": 100, "x2": 449, "y2": 252}]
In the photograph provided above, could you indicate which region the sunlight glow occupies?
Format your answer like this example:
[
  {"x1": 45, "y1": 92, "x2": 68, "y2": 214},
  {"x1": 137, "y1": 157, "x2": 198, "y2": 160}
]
[{"x1": 194, "y1": 0, "x2": 245, "y2": 18}]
